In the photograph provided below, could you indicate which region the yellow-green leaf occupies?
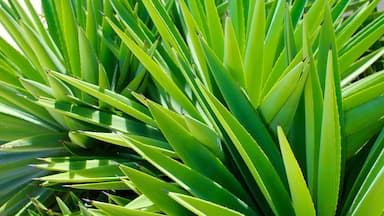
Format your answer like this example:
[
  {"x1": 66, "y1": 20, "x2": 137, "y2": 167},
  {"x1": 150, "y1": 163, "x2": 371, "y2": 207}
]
[
  {"x1": 317, "y1": 50, "x2": 341, "y2": 215},
  {"x1": 277, "y1": 126, "x2": 316, "y2": 216}
]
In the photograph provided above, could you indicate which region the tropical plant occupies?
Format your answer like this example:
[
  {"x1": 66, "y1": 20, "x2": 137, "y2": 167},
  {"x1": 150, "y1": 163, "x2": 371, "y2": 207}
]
[{"x1": 0, "y1": 0, "x2": 383, "y2": 215}]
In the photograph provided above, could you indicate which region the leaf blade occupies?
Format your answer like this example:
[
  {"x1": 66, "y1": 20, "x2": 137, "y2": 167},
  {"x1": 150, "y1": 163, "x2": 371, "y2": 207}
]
[
  {"x1": 277, "y1": 126, "x2": 316, "y2": 216},
  {"x1": 317, "y1": 50, "x2": 342, "y2": 215}
]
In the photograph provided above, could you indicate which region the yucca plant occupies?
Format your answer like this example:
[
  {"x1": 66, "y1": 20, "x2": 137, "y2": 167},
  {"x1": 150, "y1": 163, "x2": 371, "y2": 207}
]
[{"x1": 0, "y1": 0, "x2": 383, "y2": 215}]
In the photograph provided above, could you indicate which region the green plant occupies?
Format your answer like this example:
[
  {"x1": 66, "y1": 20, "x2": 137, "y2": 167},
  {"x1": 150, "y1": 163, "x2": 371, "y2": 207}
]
[{"x1": 0, "y1": 0, "x2": 383, "y2": 215}]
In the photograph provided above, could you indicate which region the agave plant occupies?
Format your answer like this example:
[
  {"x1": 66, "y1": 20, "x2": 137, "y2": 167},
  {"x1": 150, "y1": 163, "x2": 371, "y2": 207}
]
[{"x1": 0, "y1": 0, "x2": 383, "y2": 215}]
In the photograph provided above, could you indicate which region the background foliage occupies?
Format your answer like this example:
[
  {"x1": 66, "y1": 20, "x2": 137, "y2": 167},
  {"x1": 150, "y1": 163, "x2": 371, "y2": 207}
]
[{"x1": 0, "y1": 0, "x2": 383, "y2": 215}]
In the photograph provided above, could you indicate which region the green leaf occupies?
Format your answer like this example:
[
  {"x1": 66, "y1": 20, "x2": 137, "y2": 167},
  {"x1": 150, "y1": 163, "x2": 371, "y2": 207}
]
[
  {"x1": 56, "y1": 196, "x2": 72, "y2": 215},
  {"x1": 80, "y1": 206, "x2": 101, "y2": 216},
  {"x1": 141, "y1": 0, "x2": 190, "y2": 58},
  {"x1": 204, "y1": 0, "x2": 224, "y2": 59},
  {"x1": 148, "y1": 101, "x2": 252, "y2": 205},
  {"x1": 35, "y1": 97, "x2": 161, "y2": 138},
  {"x1": 47, "y1": 75, "x2": 75, "y2": 103},
  {"x1": 290, "y1": 0, "x2": 306, "y2": 26},
  {"x1": 93, "y1": 200, "x2": 163, "y2": 216},
  {"x1": 183, "y1": 115, "x2": 224, "y2": 160},
  {"x1": 78, "y1": 27, "x2": 98, "y2": 87},
  {"x1": 124, "y1": 194, "x2": 159, "y2": 212},
  {"x1": 283, "y1": 4, "x2": 297, "y2": 62},
  {"x1": 343, "y1": 81, "x2": 384, "y2": 112},
  {"x1": 0, "y1": 103, "x2": 55, "y2": 132},
  {"x1": 80, "y1": 131, "x2": 174, "y2": 157},
  {"x1": 336, "y1": 0, "x2": 382, "y2": 48},
  {"x1": 270, "y1": 66, "x2": 308, "y2": 132},
  {"x1": 122, "y1": 138, "x2": 258, "y2": 216},
  {"x1": 107, "y1": 19, "x2": 202, "y2": 121},
  {"x1": 119, "y1": 165, "x2": 192, "y2": 216},
  {"x1": 177, "y1": 0, "x2": 211, "y2": 89},
  {"x1": 85, "y1": 0, "x2": 99, "y2": 54},
  {"x1": 0, "y1": 114, "x2": 54, "y2": 141},
  {"x1": 41, "y1": 0, "x2": 63, "y2": 56},
  {"x1": 0, "y1": 82, "x2": 58, "y2": 128},
  {"x1": 228, "y1": 0, "x2": 245, "y2": 53},
  {"x1": 169, "y1": 193, "x2": 244, "y2": 216},
  {"x1": 0, "y1": 36, "x2": 39, "y2": 82},
  {"x1": 277, "y1": 126, "x2": 316, "y2": 216},
  {"x1": 68, "y1": 181, "x2": 131, "y2": 190},
  {"x1": 260, "y1": 62, "x2": 304, "y2": 123},
  {"x1": 186, "y1": 1, "x2": 209, "y2": 38},
  {"x1": 19, "y1": 21, "x2": 65, "y2": 73},
  {"x1": 345, "y1": 120, "x2": 384, "y2": 159},
  {"x1": 317, "y1": 50, "x2": 342, "y2": 216},
  {"x1": 0, "y1": 167, "x2": 46, "y2": 202},
  {"x1": 19, "y1": 78, "x2": 53, "y2": 98},
  {"x1": 48, "y1": 70, "x2": 155, "y2": 126},
  {"x1": 342, "y1": 128, "x2": 384, "y2": 214},
  {"x1": 317, "y1": 3, "x2": 339, "y2": 94},
  {"x1": 301, "y1": 0, "x2": 325, "y2": 37},
  {"x1": 0, "y1": 7, "x2": 47, "y2": 83},
  {"x1": 331, "y1": 0, "x2": 349, "y2": 22},
  {"x1": 244, "y1": 0, "x2": 265, "y2": 106},
  {"x1": 303, "y1": 12, "x2": 323, "y2": 197},
  {"x1": 24, "y1": 0, "x2": 61, "y2": 57},
  {"x1": 343, "y1": 70, "x2": 384, "y2": 98},
  {"x1": 60, "y1": 0, "x2": 81, "y2": 76},
  {"x1": 264, "y1": 50, "x2": 303, "y2": 98},
  {"x1": 344, "y1": 96, "x2": 384, "y2": 137},
  {"x1": 38, "y1": 164, "x2": 124, "y2": 183},
  {"x1": 0, "y1": 185, "x2": 46, "y2": 216},
  {"x1": 263, "y1": 0, "x2": 284, "y2": 80},
  {"x1": 339, "y1": 14, "x2": 384, "y2": 73},
  {"x1": 347, "y1": 129, "x2": 384, "y2": 215},
  {"x1": 0, "y1": 133, "x2": 66, "y2": 152},
  {"x1": 33, "y1": 158, "x2": 116, "y2": 172},
  {"x1": 98, "y1": 63, "x2": 110, "y2": 98},
  {"x1": 199, "y1": 37, "x2": 285, "y2": 178},
  {"x1": 0, "y1": 63, "x2": 20, "y2": 88},
  {"x1": 341, "y1": 48, "x2": 384, "y2": 85},
  {"x1": 224, "y1": 17, "x2": 245, "y2": 87},
  {"x1": 106, "y1": 193, "x2": 130, "y2": 206},
  {"x1": 197, "y1": 81, "x2": 294, "y2": 216}
]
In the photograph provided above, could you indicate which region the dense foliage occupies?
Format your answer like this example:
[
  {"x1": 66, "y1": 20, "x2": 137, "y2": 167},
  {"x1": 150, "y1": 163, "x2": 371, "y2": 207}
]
[{"x1": 0, "y1": 0, "x2": 383, "y2": 215}]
